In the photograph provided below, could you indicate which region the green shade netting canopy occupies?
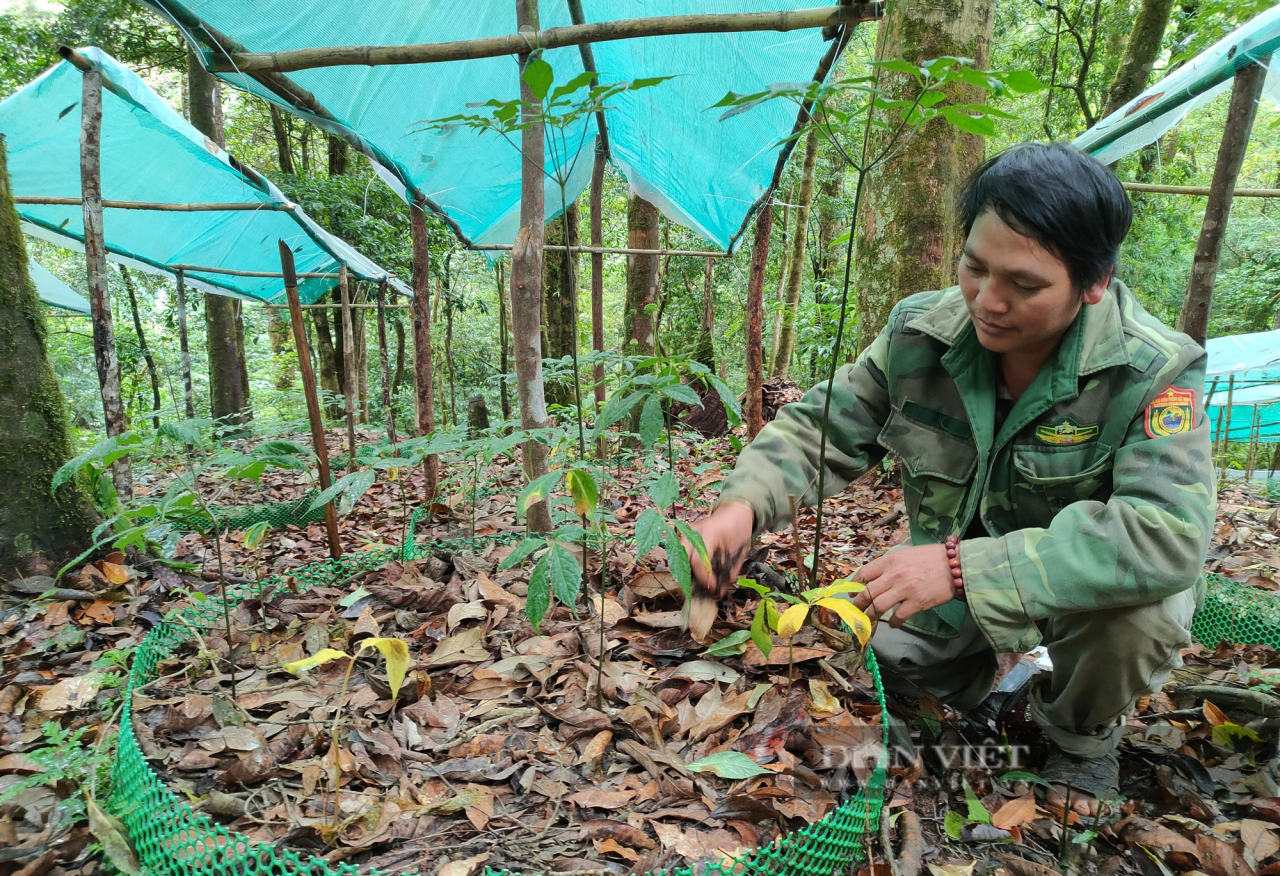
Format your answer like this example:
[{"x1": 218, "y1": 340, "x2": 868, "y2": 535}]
[
  {"x1": 0, "y1": 47, "x2": 407, "y2": 304},
  {"x1": 1073, "y1": 5, "x2": 1280, "y2": 163},
  {"x1": 1205, "y1": 330, "x2": 1280, "y2": 443},
  {"x1": 28, "y1": 257, "x2": 90, "y2": 314},
  {"x1": 142, "y1": 0, "x2": 843, "y2": 251}
]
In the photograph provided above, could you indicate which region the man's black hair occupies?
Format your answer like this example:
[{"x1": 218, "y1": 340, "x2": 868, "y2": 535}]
[{"x1": 958, "y1": 142, "x2": 1132, "y2": 293}]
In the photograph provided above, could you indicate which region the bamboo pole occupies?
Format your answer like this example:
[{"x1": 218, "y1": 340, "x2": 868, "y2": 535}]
[
  {"x1": 208, "y1": 5, "x2": 883, "y2": 73},
  {"x1": 173, "y1": 264, "x2": 346, "y2": 278},
  {"x1": 279, "y1": 240, "x2": 342, "y2": 560},
  {"x1": 175, "y1": 269, "x2": 195, "y2": 420},
  {"x1": 14, "y1": 196, "x2": 295, "y2": 211},
  {"x1": 1121, "y1": 182, "x2": 1280, "y2": 199},
  {"x1": 1247, "y1": 404, "x2": 1261, "y2": 484},
  {"x1": 375, "y1": 277, "x2": 397, "y2": 445},
  {"x1": 80, "y1": 66, "x2": 132, "y2": 500},
  {"x1": 338, "y1": 266, "x2": 359, "y2": 473}
]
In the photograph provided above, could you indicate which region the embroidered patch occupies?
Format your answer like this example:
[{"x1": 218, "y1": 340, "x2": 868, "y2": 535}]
[
  {"x1": 1035, "y1": 417, "x2": 1100, "y2": 446},
  {"x1": 1145, "y1": 386, "x2": 1196, "y2": 438}
]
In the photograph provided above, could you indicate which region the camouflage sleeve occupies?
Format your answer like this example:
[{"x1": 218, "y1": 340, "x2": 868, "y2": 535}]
[
  {"x1": 717, "y1": 323, "x2": 894, "y2": 537},
  {"x1": 960, "y1": 355, "x2": 1215, "y2": 653}
]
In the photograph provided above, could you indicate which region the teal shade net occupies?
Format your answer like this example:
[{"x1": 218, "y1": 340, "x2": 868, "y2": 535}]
[
  {"x1": 1073, "y1": 5, "x2": 1280, "y2": 164},
  {"x1": 28, "y1": 257, "x2": 90, "y2": 314},
  {"x1": 140, "y1": 1, "x2": 842, "y2": 251},
  {"x1": 0, "y1": 47, "x2": 406, "y2": 304},
  {"x1": 1205, "y1": 330, "x2": 1280, "y2": 444}
]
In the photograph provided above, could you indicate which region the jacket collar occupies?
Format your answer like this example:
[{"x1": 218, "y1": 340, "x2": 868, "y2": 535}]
[{"x1": 905, "y1": 282, "x2": 1131, "y2": 378}]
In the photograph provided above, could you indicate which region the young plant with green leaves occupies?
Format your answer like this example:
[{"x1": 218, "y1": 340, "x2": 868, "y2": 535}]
[
  {"x1": 713, "y1": 57, "x2": 1044, "y2": 587},
  {"x1": 283, "y1": 636, "x2": 410, "y2": 842}
]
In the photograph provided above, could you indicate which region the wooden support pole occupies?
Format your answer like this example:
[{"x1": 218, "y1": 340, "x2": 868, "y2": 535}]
[
  {"x1": 338, "y1": 266, "x2": 359, "y2": 473},
  {"x1": 279, "y1": 241, "x2": 342, "y2": 559},
  {"x1": 469, "y1": 243, "x2": 729, "y2": 257},
  {"x1": 265, "y1": 302, "x2": 411, "y2": 310},
  {"x1": 79, "y1": 66, "x2": 132, "y2": 499},
  {"x1": 375, "y1": 277, "x2": 397, "y2": 445},
  {"x1": 173, "y1": 264, "x2": 343, "y2": 278},
  {"x1": 1121, "y1": 182, "x2": 1280, "y2": 199},
  {"x1": 513, "y1": 0, "x2": 553, "y2": 533},
  {"x1": 744, "y1": 203, "x2": 774, "y2": 440},
  {"x1": 1176, "y1": 57, "x2": 1271, "y2": 347},
  {"x1": 411, "y1": 204, "x2": 439, "y2": 501},
  {"x1": 175, "y1": 269, "x2": 195, "y2": 420},
  {"x1": 1247, "y1": 404, "x2": 1261, "y2": 484},
  {"x1": 209, "y1": 5, "x2": 883, "y2": 73},
  {"x1": 14, "y1": 196, "x2": 295, "y2": 211}
]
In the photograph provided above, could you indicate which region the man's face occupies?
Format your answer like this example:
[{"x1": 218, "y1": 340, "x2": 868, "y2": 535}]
[{"x1": 958, "y1": 209, "x2": 1108, "y2": 355}]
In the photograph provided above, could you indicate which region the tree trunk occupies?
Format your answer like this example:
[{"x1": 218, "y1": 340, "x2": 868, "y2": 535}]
[
  {"x1": 769, "y1": 191, "x2": 791, "y2": 373},
  {"x1": 0, "y1": 135, "x2": 97, "y2": 572},
  {"x1": 497, "y1": 260, "x2": 511, "y2": 421},
  {"x1": 589, "y1": 143, "x2": 606, "y2": 412},
  {"x1": 327, "y1": 134, "x2": 348, "y2": 176},
  {"x1": 375, "y1": 279, "x2": 397, "y2": 444},
  {"x1": 1100, "y1": 0, "x2": 1176, "y2": 121},
  {"x1": 444, "y1": 278, "x2": 457, "y2": 427},
  {"x1": 745, "y1": 204, "x2": 774, "y2": 440},
  {"x1": 80, "y1": 68, "x2": 132, "y2": 499},
  {"x1": 773, "y1": 129, "x2": 820, "y2": 379},
  {"x1": 175, "y1": 270, "x2": 196, "y2": 418},
  {"x1": 513, "y1": 0, "x2": 553, "y2": 533},
  {"x1": 268, "y1": 104, "x2": 295, "y2": 174},
  {"x1": 267, "y1": 306, "x2": 294, "y2": 389},
  {"x1": 467, "y1": 395, "x2": 490, "y2": 433},
  {"x1": 190, "y1": 48, "x2": 250, "y2": 425},
  {"x1": 411, "y1": 204, "x2": 439, "y2": 500},
  {"x1": 695, "y1": 256, "x2": 715, "y2": 373},
  {"x1": 811, "y1": 168, "x2": 845, "y2": 384},
  {"x1": 853, "y1": 0, "x2": 996, "y2": 352},
  {"x1": 338, "y1": 267, "x2": 359, "y2": 470},
  {"x1": 311, "y1": 306, "x2": 342, "y2": 419},
  {"x1": 122, "y1": 266, "x2": 161, "y2": 430},
  {"x1": 624, "y1": 194, "x2": 660, "y2": 356},
  {"x1": 543, "y1": 203, "x2": 580, "y2": 407},
  {"x1": 353, "y1": 288, "x2": 369, "y2": 424},
  {"x1": 392, "y1": 315, "x2": 406, "y2": 394},
  {"x1": 1177, "y1": 59, "x2": 1270, "y2": 347}
]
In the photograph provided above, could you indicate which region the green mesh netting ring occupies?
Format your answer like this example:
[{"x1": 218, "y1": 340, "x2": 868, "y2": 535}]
[
  {"x1": 108, "y1": 509, "x2": 891, "y2": 876},
  {"x1": 1193, "y1": 572, "x2": 1280, "y2": 650}
]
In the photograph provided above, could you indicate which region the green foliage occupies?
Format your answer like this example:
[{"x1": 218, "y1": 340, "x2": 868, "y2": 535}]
[{"x1": 0, "y1": 722, "x2": 111, "y2": 807}]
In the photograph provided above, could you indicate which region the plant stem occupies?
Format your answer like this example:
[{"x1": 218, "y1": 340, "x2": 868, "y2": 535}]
[{"x1": 331, "y1": 654, "x2": 359, "y2": 840}]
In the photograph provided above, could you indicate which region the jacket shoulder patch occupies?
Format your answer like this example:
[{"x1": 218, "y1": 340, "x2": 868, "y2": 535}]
[{"x1": 1145, "y1": 386, "x2": 1195, "y2": 438}]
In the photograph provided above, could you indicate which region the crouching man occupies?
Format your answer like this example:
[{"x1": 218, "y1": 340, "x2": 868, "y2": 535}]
[{"x1": 687, "y1": 143, "x2": 1214, "y2": 815}]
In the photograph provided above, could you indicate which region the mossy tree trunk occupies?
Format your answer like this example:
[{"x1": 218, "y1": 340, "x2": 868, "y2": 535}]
[
  {"x1": 1100, "y1": 0, "x2": 1176, "y2": 121},
  {"x1": 772, "y1": 128, "x2": 820, "y2": 379},
  {"x1": 189, "y1": 49, "x2": 251, "y2": 425},
  {"x1": 0, "y1": 136, "x2": 97, "y2": 573},
  {"x1": 745, "y1": 204, "x2": 773, "y2": 440},
  {"x1": 853, "y1": 0, "x2": 996, "y2": 353},
  {"x1": 543, "y1": 203, "x2": 580, "y2": 407},
  {"x1": 625, "y1": 194, "x2": 659, "y2": 356},
  {"x1": 311, "y1": 305, "x2": 342, "y2": 420},
  {"x1": 267, "y1": 307, "x2": 294, "y2": 389}
]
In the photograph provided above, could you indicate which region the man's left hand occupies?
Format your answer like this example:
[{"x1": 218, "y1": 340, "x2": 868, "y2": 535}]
[{"x1": 850, "y1": 543, "x2": 957, "y2": 626}]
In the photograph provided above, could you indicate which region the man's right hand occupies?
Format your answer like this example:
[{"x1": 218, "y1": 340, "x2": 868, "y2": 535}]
[{"x1": 684, "y1": 501, "x2": 755, "y2": 642}]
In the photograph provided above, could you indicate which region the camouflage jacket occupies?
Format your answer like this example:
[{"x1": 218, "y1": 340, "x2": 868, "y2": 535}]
[{"x1": 718, "y1": 282, "x2": 1215, "y2": 652}]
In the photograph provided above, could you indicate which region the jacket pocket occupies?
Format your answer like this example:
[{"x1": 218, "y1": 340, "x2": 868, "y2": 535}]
[
  {"x1": 1012, "y1": 444, "x2": 1114, "y2": 516},
  {"x1": 878, "y1": 405, "x2": 978, "y2": 538}
]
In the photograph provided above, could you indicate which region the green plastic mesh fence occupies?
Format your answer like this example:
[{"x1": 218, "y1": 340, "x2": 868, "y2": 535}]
[
  {"x1": 108, "y1": 509, "x2": 890, "y2": 876},
  {"x1": 146, "y1": 492, "x2": 327, "y2": 533},
  {"x1": 1192, "y1": 572, "x2": 1280, "y2": 650}
]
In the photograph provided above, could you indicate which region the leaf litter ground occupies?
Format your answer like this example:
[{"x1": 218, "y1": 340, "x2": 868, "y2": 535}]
[{"x1": 2, "y1": 427, "x2": 1280, "y2": 876}]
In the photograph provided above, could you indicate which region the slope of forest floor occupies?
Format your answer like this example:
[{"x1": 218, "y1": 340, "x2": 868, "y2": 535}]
[{"x1": 2, "y1": 429, "x2": 1279, "y2": 876}]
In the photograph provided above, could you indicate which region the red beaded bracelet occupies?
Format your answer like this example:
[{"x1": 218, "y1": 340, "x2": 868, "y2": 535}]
[{"x1": 944, "y1": 535, "x2": 966, "y2": 601}]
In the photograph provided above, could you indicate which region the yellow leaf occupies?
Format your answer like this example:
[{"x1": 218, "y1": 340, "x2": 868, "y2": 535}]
[
  {"x1": 283, "y1": 648, "x2": 349, "y2": 675},
  {"x1": 100, "y1": 561, "x2": 130, "y2": 586},
  {"x1": 387, "y1": 468, "x2": 399, "y2": 482},
  {"x1": 359, "y1": 637, "x2": 410, "y2": 700},
  {"x1": 817, "y1": 597, "x2": 873, "y2": 646},
  {"x1": 775, "y1": 603, "x2": 810, "y2": 638},
  {"x1": 807, "y1": 679, "x2": 840, "y2": 715},
  {"x1": 804, "y1": 579, "x2": 866, "y2": 601}
]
